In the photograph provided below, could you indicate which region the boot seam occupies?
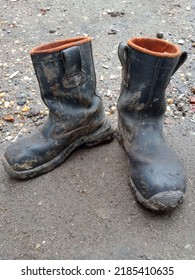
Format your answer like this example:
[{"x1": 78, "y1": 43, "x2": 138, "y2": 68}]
[
  {"x1": 147, "y1": 58, "x2": 162, "y2": 105},
  {"x1": 86, "y1": 102, "x2": 105, "y2": 134}
]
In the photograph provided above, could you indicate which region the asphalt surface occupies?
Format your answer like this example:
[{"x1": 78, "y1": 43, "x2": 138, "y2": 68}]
[{"x1": 0, "y1": 0, "x2": 195, "y2": 259}]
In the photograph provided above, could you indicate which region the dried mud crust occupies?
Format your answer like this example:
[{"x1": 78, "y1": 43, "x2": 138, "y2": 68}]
[{"x1": 129, "y1": 176, "x2": 185, "y2": 211}]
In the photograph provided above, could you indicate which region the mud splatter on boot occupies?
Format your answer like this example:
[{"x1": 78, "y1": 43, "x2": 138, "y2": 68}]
[
  {"x1": 117, "y1": 37, "x2": 187, "y2": 211},
  {"x1": 3, "y1": 37, "x2": 114, "y2": 179}
]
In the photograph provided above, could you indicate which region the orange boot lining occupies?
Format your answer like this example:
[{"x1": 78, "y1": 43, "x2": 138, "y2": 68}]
[
  {"x1": 30, "y1": 36, "x2": 91, "y2": 55},
  {"x1": 128, "y1": 37, "x2": 181, "y2": 58}
]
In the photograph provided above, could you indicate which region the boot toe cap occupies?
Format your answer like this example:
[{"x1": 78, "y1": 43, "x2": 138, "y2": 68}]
[
  {"x1": 2, "y1": 142, "x2": 38, "y2": 179},
  {"x1": 130, "y1": 174, "x2": 186, "y2": 211},
  {"x1": 2, "y1": 133, "x2": 51, "y2": 179},
  {"x1": 135, "y1": 188, "x2": 185, "y2": 211}
]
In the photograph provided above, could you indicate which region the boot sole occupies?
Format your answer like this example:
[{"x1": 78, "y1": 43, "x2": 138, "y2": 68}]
[
  {"x1": 116, "y1": 129, "x2": 185, "y2": 211},
  {"x1": 2, "y1": 118, "x2": 115, "y2": 180}
]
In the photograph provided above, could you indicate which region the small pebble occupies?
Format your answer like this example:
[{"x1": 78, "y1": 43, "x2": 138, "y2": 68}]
[
  {"x1": 178, "y1": 39, "x2": 185, "y2": 45},
  {"x1": 184, "y1": 243, "x2": 192, "y2": 251},
  {"x1": 0, "y1": 92, "x2": 6, "y2": 98},
  {"x1": 5, "y1": 136, "x2": 13, "y2": 141},
  {"x1": 177, "y1": 102, "x2": 184, "y2": 111},
  {"x1": 21, "y1": 105, "x2": 30, "y2": 112},
  {"x1": 190, "y1": 96, "x2": 195, "y2": 104},
  {"x1": 4, "y1": 101, "x2": 10, "y2": 108},
  {"x1": 166, "y1": 98, "x2": 174, "y2": 104},
  {"x1": 109, "y1": 11, "x2": 125, "y2": 17},
  {"x1": 191, "y1": 87, "x2": 195, "y2": 94},
  {"x1": 23, "y1": 76, "x2": 32, "y2": 81},
  {"x1": 166, "y1": 105, "x2": 171, "y2": 112},
  {"x1": 156, "y1": 32, "x2": 164, "y2": 39},
  {"x1": 4, "y1": 115, "x2": 15, "y2": 122},
  {"x1": 9, "y1": 71, "x2": 19, "y2": 79},
  {"x1": 49, "y1": 29, "x2": 56, "y2": 34},
  {"x1": 28, "y1": 107, "x2": 40, "y2": 117},
  {"x1": 40, "y1": 8, "x2": 47, "y2": 15},
  {"x1": 35, "y1": 244, "x2": 41, "y2": 250},
  {"x1": 17, "y1": 99, "x2": 26, "y2": 106},
  {"x1": 108, "y1": 29, "x2": 117, "y2": 35},
  {"x1": 110, "y1": 75, "x2": 118, "y2": 80},
  {"x1": 106, "y1": 90, "x2": 111, "y2": 97},
  {"x1": 109, "y1": 106, "x2": 117, "y2": 114}
]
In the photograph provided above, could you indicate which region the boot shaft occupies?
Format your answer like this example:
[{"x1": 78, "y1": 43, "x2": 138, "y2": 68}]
[
  {"x1": 118, "y1": 38, "x2": 187, "y2": 119},
  {"x1": 30, "y1": 37, "x2": 97, "y2": 114}
]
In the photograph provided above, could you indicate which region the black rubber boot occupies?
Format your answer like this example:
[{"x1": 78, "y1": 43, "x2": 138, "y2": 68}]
[
  {"x1": 117, "y1": 37, "x2": 188, "y2": 211},
  {"x1": 3, "y1": 37, "x2": 114, "y2": 179}
]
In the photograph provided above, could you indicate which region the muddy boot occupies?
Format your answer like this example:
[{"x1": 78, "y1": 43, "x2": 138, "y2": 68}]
[
  {"x1": 117, "y1": 37, "x2": 187, "y2": 211},
  {"x1": 3, "y1": 37, "x2": 114, "y2": 179}
]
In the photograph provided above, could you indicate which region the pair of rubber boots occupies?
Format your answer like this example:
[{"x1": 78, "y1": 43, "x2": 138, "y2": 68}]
[{"x1": 3, "y1": 36, "x2": 187, "y2": 211}]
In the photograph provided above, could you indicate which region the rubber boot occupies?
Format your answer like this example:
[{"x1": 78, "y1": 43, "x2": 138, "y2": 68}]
[
  {"x1": 117, "y1": 37, "x2": 188, "y2": 211},
  {"x1": 3, "y1": 37, "x2": 114, "y2": 179}
]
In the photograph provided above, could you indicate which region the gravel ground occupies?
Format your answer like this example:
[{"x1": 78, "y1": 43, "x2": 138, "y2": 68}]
[
  {"x1": 0, "y1": 0, "x2": 195, "y2": 141},
  {"x1": 0, "y1": 0, "x2": 195, "y2": 259}
]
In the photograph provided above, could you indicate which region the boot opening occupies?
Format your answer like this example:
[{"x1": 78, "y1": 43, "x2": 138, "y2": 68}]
[
  {"x1": 128, "y1": 37, "x2": 181, "y2": 58},
  {"x1": 30, "y1": 36, "x2": 91, "y2": 55}
]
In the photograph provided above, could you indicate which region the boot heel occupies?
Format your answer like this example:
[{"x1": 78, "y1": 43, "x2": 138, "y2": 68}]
[{"x1": 84, "y1": 119, "x2": 115, "y2": 148}]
